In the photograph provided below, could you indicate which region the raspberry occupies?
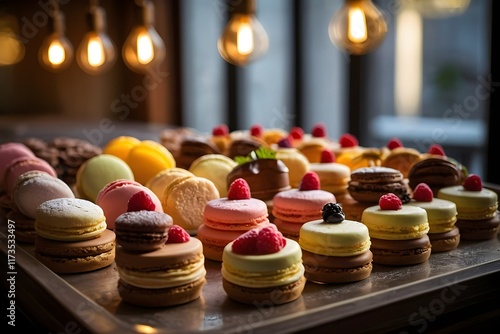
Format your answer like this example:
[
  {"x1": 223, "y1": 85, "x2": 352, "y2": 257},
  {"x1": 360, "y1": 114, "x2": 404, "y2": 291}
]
[
  {"x1": 320, "y1": 149, "x2": 335, "y2": 163},
  {"x1": 299, "y1": 171, "x2": 320, "y2": 191},
  {"x1": 232, "y1": 228, "x2": 258, "y2": 254},
  {"x1": 428, "y1": 144, "x2": 445, "y2": 156},
  {"x1": 250, "y1": 124, "x2": 263, "y2": 138},
  {"x1": 166, "y1": 225, "x2": 190, "y2": 243},
  {"x1": 311, "y1": 123, "x2": 327, "y2": 138},
  {"x1": 463, "y1": 174, "x2": 482, "y2": 191},
  {"x1": 289, "y1": 127, "x2": 304, "y2": 140},
  {"x1": 256, "y1": 225, "x2": 286, "y2": 254},
  {"x1": 339, "y1": 133, "x2": 358, "y2": 147},
  {"x1": 412, "y1": 183, "x2": 433, "y2": 202},
  {"x1": 227, "y1": 178, "x2": 251, "y2": 200},
  {"x1": 127, "y1": 190, "x2": 157, "y2": 212},
  {"x1": 386, "y1": 137, "x2": 403, "y2": 150},
  {"x1": 277, "y1": 137, "x2": 292, "y2": 148},
  {"x1": 212, "y1": 124, "x2": 229, "y2": 136},
  {"x1": 379, "y1": 193, "x2": 402, "y2": 210}
]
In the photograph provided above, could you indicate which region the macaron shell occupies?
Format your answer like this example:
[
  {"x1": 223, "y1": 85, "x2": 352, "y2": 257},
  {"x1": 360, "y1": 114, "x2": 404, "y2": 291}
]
[
  {"x1": 34, "y1": 229, "x2": 116, "y2": 273},
  {"x1": 299, "y1": 219, "x2": 371, "y2": 256},
  {"x1": 309, "y1": 162, "x2": 351, "y2": 195},
  {"x1": 125, "y1": 140, "x2": 176, "y2": 185},
  {"x1": 102, "y1": 136, "x2": 141, "y2": 161},
  {"x1": 369, "y1": 235, "x2": 431, "y2": 266},
  {"x1": 146, "y1": 167, "x2": 194, "y2": 200},
  {"x1": 163, "y1": 176, "x2": 219, "y2": 234},
  {"x1": 437, "y1": 186, "x2": 498, "y2": 220},
  {"x1": 428, "y1": 226, "x2": 460, "y2": 252},
  {"x1": 272, "y1": 189, "x2": 336, "y2": 223},
  {"x1": 12, "y1": 171, "x2": 75, "y2": 219},
  {"x1": 0, "y1": 142, "x2": 36, "y2": 191},
  {"x1": 406, "y1": 199, "x2": 458, "y2": 233},
  {"x1": 203, "y1": 197, "x2": 269, "y2": 230},
  {"x1": 76, "y1": 154, "x2": 135, "y2": 202},
  {"x1": 455, "y1": 214, "x2": 500, "y2": 240},
  {"x1": 189, "y1": 154, "x2": 237, "y2": 197},
  {"x1": 3, "y1": 156, "x2": 57, "y2": 195},
  {"x1": 275, "y1": 148, "x2": 311, "y2": 188},
  {"x1": 381, "y1": 147, "x2": 422, "y2": 178}
]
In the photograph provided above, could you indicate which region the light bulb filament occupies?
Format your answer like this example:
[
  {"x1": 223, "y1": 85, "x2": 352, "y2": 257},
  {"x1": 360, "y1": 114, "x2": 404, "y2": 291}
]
[
  {"x1": 137, "y1": 31, "x2": 154, "y2": 64},
  {"x1": 348, "y1": 7, "x2": 367, "y2": 43},
  {"x1": 48, "y1": 40, "x2": 66, "y2": 65},
  {"x1": 237, "y1": 21, "x2": 254, "y2": 55},
  {"x1": 88, "y1": 37, "x2": 105, "y2": 67}
]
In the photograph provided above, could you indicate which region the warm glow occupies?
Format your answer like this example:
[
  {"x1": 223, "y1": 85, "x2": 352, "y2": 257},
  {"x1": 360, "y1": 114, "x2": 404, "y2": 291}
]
[
  {"x1": 395, "y1": 8, "x2": 422, "y2": 116},
  {"x1": 137, "y1": 31, "x2": 154, "y2": 64},
  {"x1": 237, "y1": 21, "x2": 254, "y2": 55},
  {"x1": 48, "y1": 40, "x2": 65, "y2": 65},
  {"x1": 348, "y1": 7, "x2": 367, "y2": 43},
  {"x1": 0, "y1": 32, "x2": 25, "y2": 66},
  {"x1": 88, "y1": 37, "x2": 105, "y2": 67}
]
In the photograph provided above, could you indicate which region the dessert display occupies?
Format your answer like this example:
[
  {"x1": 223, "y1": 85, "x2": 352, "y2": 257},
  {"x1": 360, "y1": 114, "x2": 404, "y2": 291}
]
[
  {"x1": 116, "y1": 225, "x2": 206, "y2": 307},
  {"x1": 309, "y1": 149, "x2": 351, "y2": 200},
  {"x1": 221, "y1": 224, "x2": 306, "y2": 305},
  {"x1": 361, "y1": 193, "x2": 431, "y2": 266},
  {"x1": 76, "y1": 154, "x2": 135, "y2": 202},
  {"x1": 162, "y1": 174, "x2": 219, "y2": 235},
  {"x1": 227, "y1": 147, "x2": 291, "y2": 203},
  {"x1": 34, "y1": 197, "x2": 116, "y2": 273},
  {"x1": 299, "y1": 203, "x2": 373, "y2": 283},
  {"x1": 438, "y1": 174, "x2": 499, "y2": 240},
  {"x1": 188, "y1": 153, "x2": 237, "y2": 197},
  {"x1": 24, "y1": 137, "x2": 102, "y2": 186},
  {"x1": 275, "y1": 137, "x2": 311, "y2": 189},
  {"x1": 272, "y1": 171, "x2": 336, "y2": 240},
  {"x1": 96, "y1": 179, "x2": 163, "y2": 230},
  {"x1": 406, "y1": 183, "x2": 460, "y2": 252},
  {"x1": 198, "y1": 178, "x2": 271, "y2": 261}
]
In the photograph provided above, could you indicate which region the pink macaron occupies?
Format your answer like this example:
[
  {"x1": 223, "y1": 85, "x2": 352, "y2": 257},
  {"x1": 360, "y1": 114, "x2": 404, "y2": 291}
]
[
  {"x1": 3, "y1": 156, "x2": 57, "y2": 195},
  {"x1": 96, "y1": 179, "x2": 163, "y2": 230},
  {"x1": 0, "y1": 142, "x2": 36, "y2": 192}
]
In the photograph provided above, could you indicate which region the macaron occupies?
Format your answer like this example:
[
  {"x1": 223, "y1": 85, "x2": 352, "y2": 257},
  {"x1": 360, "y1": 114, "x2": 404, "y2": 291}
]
[
  {"x1": 176, "y1": 135, "x2": 221, "y2": 170},
  {"x1": 226, "y1": 137, "x2": 267, "y2": 160},
  {"x1": 76, "y1": 154, "x2": 135, "y2": 202},
  {"x1": 275, "y1": 147, "x2": 311, "y2": 189},
  {"x1": 299, "y1": 203, "x2": 373, "y2": 283},
  {"x1": 125, "y1": 140, "x2": 176, "y2": 185},
  {"x1": 11, "y1": 170, "x2": 75, "y2": 219},
  {"x1": 35, "y1": 198, "x2": 107, "y2": 241},
  {"x1": 3, "y1": 156, "x2": 57, "y2": 195},
  {"x1": 7, "y1": 210, "x2": 37, "y2": 243},
  {"x1": 408, "y1": 157, "x2": 462, "y2": 196},
  {"x1": 96, "y1": 179, "x2": 163, "y2": 230},
  {"x1": 102, "y1": 135, "x2": 141, "y2": 161},
  {"x1": 0, "y1": 142, "x2": 36, "y2": 192},
  {"x1": 189, "y1": 154, "x2": 238, "y2": 198},
  {"x1": 145, "y1": 167, "x2": 194, "y2": 202},
  {"x1": 309, "y1": 158, "x2": 351, "y2": 199},
  {"x1": 116, "y1": 233, "x2": 206, "y2": 307},
  {"x1": 34, "y1": 229, "x2": 116, "y2": 274},
  {"x1": 115, "y1": 210, "x2": 173, "y2": 252},
  {"x1": 163, "y1": 175, "x2": 219, "y2": 235},
  {"x1": 348, "y1": 166, "x2": 409, "y2": 204},
  {"x1": 381, "y1": 147, "x2": 422, "y2": 178}
]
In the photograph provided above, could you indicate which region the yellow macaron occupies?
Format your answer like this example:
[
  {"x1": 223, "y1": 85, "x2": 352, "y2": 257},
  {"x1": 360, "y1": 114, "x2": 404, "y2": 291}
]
[
  {"x1": 102, "y1": 136, "x2": 141, "y2": 162},
  {"x1": 125, "y1": 140, "x2": 176, "y2": 185},
  {"x1": 188, "y1": 154, "x2": 237, "y2": 197}
]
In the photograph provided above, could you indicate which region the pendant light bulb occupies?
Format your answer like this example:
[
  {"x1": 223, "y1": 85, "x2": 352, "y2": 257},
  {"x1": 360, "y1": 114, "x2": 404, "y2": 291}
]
[
  {"x1": 39, "y1": 7, "x2": 73, "y2": 71},
  {"x1": 328, "y1": 0, "x2": 388, "y2": 55},
  {"x1": 123, "y1": 0, "x2": 166, "y2": 74},
  {"x1": 77, "y1": 3, "x2": 116, "y2": 75},
  {"x1": 217, "y1": 0, "x2": 268, "y2": 66}
]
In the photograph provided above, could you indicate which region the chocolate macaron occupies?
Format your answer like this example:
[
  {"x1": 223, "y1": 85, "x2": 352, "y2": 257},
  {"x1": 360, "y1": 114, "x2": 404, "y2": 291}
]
[
  {"x1": 347, "y1": 166, "x2": 409, "y2": 203},
  {"x1": 115, "y1": 211, "x2": 173, "y2": 252}
]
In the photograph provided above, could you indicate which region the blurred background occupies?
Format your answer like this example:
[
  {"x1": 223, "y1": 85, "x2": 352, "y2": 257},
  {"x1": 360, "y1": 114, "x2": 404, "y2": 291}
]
[{"x1": 0, "y1": 0, "x2": 497, "y2": 182}]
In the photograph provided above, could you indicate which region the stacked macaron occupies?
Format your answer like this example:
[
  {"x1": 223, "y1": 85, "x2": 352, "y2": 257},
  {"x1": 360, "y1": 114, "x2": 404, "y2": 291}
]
[
  {"x1": 438, "y1": 174, "x2": 499, "y2": 240},
  {"x1": 272, "y1": 171, "x2": 336, "y2": 241},
  {"x1": 198, "y1": 178, "x2": 271, "y2": 261},
  {"x1": 299, "y1": 203, "x2": 373, "y2": 283},
  {"x1": 343, "y1": 166, "x2": 410, "y2": 222},
  {"x1": 361, "y1": 193, "x2": 431, "y2": 266},
  {"x1": 309, "y1": 149, "x2": 351, "y2": 200},
  {"x1": 34, "y1": 198, "x2": 116, "y2": 274},
  {"x1": 96, "y1": 179, "x2": 163, "y2": 230},
  {"x1": 115, "y1": 193, "x2": 206, "y2": 307},
  {"x1": 8, "y1": 171, "x2": 75, "y2": 243},
  {"x1": 221, "y1": 224, "x2": 306, "y2": 305},
  {"x1": 406, "y1": 183, "x2": 460, "y2": 252}
]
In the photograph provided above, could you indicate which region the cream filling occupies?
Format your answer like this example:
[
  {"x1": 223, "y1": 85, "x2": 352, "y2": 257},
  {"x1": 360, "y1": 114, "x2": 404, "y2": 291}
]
[
  {"x1": 366, "y1": 223, "x2": 429, "y2": 240},
  {"x1": 222, "y1": 262, "x2": 305, "y2": 288},
  {"x1": 35, "y1": 221, "x2": 107, "y2": 240},
  {"x1": 299, "y1": 239, "x2": 371, "y2": 257},
  {"x1": 117, "y1": 258, "x2": 206, "y2": 289}
]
